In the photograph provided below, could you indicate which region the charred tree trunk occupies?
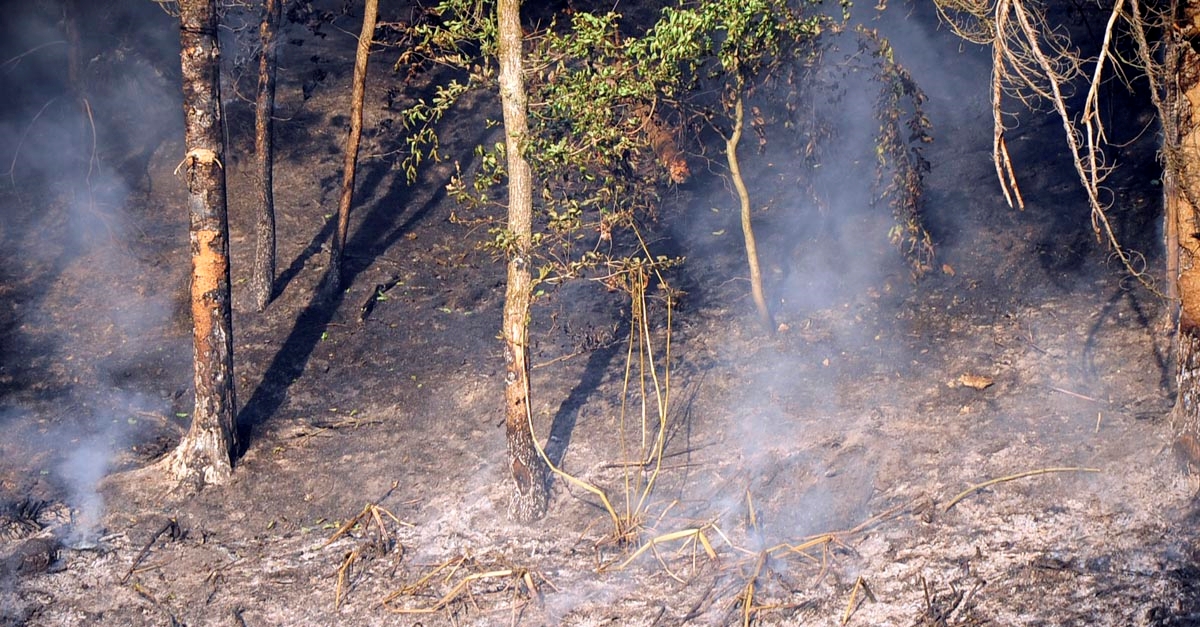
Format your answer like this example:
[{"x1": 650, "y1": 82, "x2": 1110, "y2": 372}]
[
  {"x1": 1167, "y1": 0, "x2": 1200, "y2": 470},
  {"x1": 63, "y1": 0, "x2": 85, "y2": 110},
  {"x1": 498, "y1": 0, "x2": 550, "y2": 522},
  {"x1": 324, "y1": 0, "x2": 378, "y2": 297},
  {"x1": 250, "y1": 0, "x2": 281, "y2": 311},
  {"x1": 1166, "y1": 0, "x2": 1200, "y2": 463},
  {"x1": 61, "y1": 0, "x2": 96, "y2": 207},
  {"x1": 165, "y1": 0, "x2": 238, "y2": 487},
  {"x1": 726, "y1": 93, "x2": 774, "y2": 334}
]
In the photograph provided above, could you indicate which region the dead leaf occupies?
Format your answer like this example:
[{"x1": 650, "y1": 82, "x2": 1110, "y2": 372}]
[
  {"x1": 942, "y1": 264, "x2": 956, "y2": 277},
  {"x1": 956, "y1": 374, "x2": 994, "y2": 390}
]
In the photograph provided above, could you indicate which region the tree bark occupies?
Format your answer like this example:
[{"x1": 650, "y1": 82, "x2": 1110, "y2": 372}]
[
  {"x1": 498, "y1": 0, "x2": 550, "y2": 522},
  {"x1": 1167, "y1": 0, "x2": 1200, "y2": 469},
  {"x1": 726, "y1": 94, "x2": 774, "y2": 333},
  {"x1": 325, "y1": 0, "x2": 378, "y2": 296},
  {"x1": 165, "y1": 0, "x2": 238, "y2": 487},
  {"x1": 250, "y1": 0, "x2": 281, "y2": 311}
]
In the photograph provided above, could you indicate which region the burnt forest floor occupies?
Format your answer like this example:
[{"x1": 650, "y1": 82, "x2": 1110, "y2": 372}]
[{"x1": 2, "y1": 0, "x2": 1199, "y2": 625}]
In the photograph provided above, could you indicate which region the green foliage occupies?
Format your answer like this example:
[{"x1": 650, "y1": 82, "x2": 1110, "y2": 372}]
[
  {"x1": 392, "y1": 0, "x2": 935, "y2": 295},
  {"x1": 398, "y1": 79, "x2": 474, "y2": 183},
  {"x1": 629, "y1": 0, "x2": 831, "y2": 89},
  {"x1": 390, "y1": 1, "x2": 498, "y2": 183},
  {"x1": 858, "y1": 26, "x2": 935, "y2": 276}
]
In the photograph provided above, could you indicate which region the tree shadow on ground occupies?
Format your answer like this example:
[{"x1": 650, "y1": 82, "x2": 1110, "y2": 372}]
[
  {"x1": 234, "y1": 158, "x2": 450, "y2": 447},
  {"x1": 545, "y1": 317, "x2": 631, "y2": 469},
  {"x1": 1084, "y1": 285, "x2": 1172, "y2": 391}
]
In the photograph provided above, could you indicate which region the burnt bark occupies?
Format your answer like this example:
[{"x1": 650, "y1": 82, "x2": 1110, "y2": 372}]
[
  {"x1": 324, "y1": 0, "x2": 378, "y2": 297},
  {"x1": 63, "y1": 0, "x2": 83, "y2": 97},
  {"x1": 250, "y1": 0, "x2": 281, "y2": 311},
  {"x1": 498, "y1": 0, "x2": 550, "y2": 522},
  {"x1": 166, "y1": 0, "x2": 237, "y2": 487},
  {"x1": 1167, "y1": 0, "x2": 1200, "y2": 470}
]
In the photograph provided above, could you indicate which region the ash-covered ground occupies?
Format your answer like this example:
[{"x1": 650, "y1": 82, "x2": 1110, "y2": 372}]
[{"x1": 1, "y1": 1, "x2": 1196, "y2": 625}]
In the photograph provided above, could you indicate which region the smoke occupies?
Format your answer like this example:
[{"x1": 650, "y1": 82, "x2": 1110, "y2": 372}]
[
  {"x1": 57, "y1": 433, "x2": 113, "y2": 549},
  {"x1": 657, "y1": 1, "x2": 997, "y2": 544},
  {"x1": 0, "y1": 1, "x2": 184, "y2": 545}
]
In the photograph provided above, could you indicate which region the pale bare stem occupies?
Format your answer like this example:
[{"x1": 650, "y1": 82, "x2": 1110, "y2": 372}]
[
  {"x1": 992, "y1": 0, "x2": 1019, "y2": 208},
  {"x1": 998, "y1": 136, "x2": 1024, "y2": 207},
  {"x1": 1081, "y1": 0, "x2": 1125, "y2": 151},
  {"x1": 638, "y1": 286, "x2": 650, "y2": 459},
  {"x1": 633, "y1": 282, "x2": 669, "y2": 516},
  {"x1": 523, "y1": 370, "x2": 623, "y2": 532},
  {"x1": 1007, "y1": 0, "x2": 1154, "y2": 289},
  {"x1": 619, "y1": 295, "x2": 637, "y2": 516}
]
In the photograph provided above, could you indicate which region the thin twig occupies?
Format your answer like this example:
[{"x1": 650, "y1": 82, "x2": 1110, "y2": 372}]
[
  {"x1": 1048, "y1": 386, "x2": 1105, "y2": 404},
  {"x1": 121, "y1": 518, "x2": 181, "y2": 584},
  {"x1": 943, "y1": 467, "x2": 1101, "y2": 511}
]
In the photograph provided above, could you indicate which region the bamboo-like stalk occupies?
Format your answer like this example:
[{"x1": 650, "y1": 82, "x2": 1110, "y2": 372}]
[{"x1": 726, "y1": 92, "x2": 774, "y2": 333}]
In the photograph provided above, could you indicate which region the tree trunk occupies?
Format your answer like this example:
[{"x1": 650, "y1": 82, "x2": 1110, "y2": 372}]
[
  {"x1": 165, "y1": 0, "x2": 238, "y2": 487},
  {"x1": 1167, "y1": 0, "x2": 1200, "y2": 469},
  {"x1": 498, "y1": 0, "x2": 550, "y2": 522},
  {"x1": 726, "y1": 93, "x2": 774, "y2": 333},
  {"x1": 325, "y1": 0, "x2": 378, "y2": 297},
  {"x1": 250, "y1": 0, "x2": 281, "y2": 311}
]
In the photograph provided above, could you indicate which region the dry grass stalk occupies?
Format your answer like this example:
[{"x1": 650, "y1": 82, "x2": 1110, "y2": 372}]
[
  {"x1": 334, "y1": 545, "x2": 364, "y2": 609},
  {"x1": 1048, "y1": 386, "x2": 1105, "y2": 404},
  {"x1": 942, "y1": 467, "x2": 1101, "y2": 511},
  {"x1": 323, "y1": 486, "x2": 410, "y2": 609},
  {"x1": 524, "y1": 225, "x2": 694, "y2": 565},
  {"x1": 720, "y1": 500, "x2": 913, "y2": 624},
  {"x1": 738, "y1": 551, "x2": 767, "y2": 627},
  {"x1": 379, "y1": 555, "x2": 540, "y2": 617},
  {"x1": 603, "y1": 525, "x2": 718, "y2": 572},
  {"x1": 378, "y1": 554, "x2": 467, "y2": 606},
  {"x1": 841, "y1": 576, "x2": 876, "y2": 625}
]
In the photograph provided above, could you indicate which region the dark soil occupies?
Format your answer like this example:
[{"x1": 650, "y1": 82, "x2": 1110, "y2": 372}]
[{"x1": 2, "y1": 1, "x2": 1197, "y2": 626}]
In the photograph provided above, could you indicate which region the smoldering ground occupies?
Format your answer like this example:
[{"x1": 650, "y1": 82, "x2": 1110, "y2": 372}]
[
  {"x1": 0, "y1": 0, "x2": 186, "y2": 556},
  {"x1": 0, "y1": 0, "x2": 1194, "y2": 624}
]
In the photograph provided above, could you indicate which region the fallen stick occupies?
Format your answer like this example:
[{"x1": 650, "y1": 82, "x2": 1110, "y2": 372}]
[
  {"x1": 943, "y1": 467, "x2": 1101, "y2": 512},
  {"x1": 1049, "y1": 386, "x2": 1105, "y2": 404},
  {"x1": 121, "y1": 518, "x2": 180, "y2": 584}
]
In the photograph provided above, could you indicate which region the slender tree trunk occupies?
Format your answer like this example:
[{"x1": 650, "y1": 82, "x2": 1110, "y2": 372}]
[
  {"x1": 1166, "y1": 0, "x2": 1200, "y2": 469},
  {"x1": 325, "y1": 0, "x2": 378, "y2": 296},
  {"x1": 250, "y1": 0, "x2": 281, "y2": 311},
  {"x1": 166, "y1": 0, "x2": 238, "y2": 487},
  {"x1": 726, "y1": 93, "x2": 774, "y2": 333},
  {"x1": 61, "y1": 0, "x2": 97, "y2": 212},
  {"x1": 498, "y1": 0, "x2": 550, "y2": 522}
]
